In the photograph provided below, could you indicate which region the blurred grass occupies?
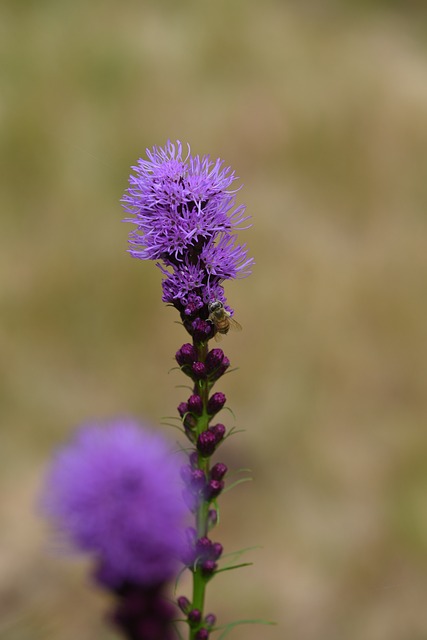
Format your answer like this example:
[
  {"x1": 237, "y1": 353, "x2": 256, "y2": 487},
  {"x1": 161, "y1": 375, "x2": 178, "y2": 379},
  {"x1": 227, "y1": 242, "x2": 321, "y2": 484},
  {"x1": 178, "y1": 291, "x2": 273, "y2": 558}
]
[{"x1": 1, "y1": 1, "x2": 427, "y2": 639}]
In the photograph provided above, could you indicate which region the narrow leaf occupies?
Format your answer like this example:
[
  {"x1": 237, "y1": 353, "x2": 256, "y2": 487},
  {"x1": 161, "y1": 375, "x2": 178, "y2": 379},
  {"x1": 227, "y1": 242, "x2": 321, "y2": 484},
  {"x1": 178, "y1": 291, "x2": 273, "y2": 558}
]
[
  {"x1": 216, "y1": 619, "x2": 277, "y2": 639},
  {"x1": 215, "y1": 562, "x2": 253, "y2": 574},
  {"x1": 223, "y1": 477, "x2": 252, "y2": 494}
]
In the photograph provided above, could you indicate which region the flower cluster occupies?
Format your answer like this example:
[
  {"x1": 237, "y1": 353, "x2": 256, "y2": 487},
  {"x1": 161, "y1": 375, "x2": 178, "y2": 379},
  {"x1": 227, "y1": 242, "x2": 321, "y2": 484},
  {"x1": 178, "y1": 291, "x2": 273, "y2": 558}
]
[
  {"x1": 122, "y1": 140, "x2": 253, "y2": 329},
  {"x1": 42, "y1": 419, "x2": 187, "y2": 588}
]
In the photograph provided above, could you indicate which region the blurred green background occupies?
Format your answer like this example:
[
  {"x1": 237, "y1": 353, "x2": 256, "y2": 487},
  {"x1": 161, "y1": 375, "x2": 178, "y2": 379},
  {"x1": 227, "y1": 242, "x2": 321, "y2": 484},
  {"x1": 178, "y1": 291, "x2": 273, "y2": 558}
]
[{"x1": 1, "y1": 1, "x2": 427, "y2": 639}]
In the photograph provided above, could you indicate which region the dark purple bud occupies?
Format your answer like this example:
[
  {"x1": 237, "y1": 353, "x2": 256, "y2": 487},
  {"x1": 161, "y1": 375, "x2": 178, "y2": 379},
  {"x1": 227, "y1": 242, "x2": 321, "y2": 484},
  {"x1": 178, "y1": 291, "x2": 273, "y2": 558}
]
[
  {"x1": 190, "y1": 469, "x2": 206, "y2": 492},
  {"x1": 205, "y1": 348, "x2": 224, "y2": 370},
  {"x1": 197, "y1": 431, "x2": 217, "y2": 457},
  {"x1": 195, "y1": 629, "x2": 209, "y2": 640},
  {"x1": 205, "y1": 613, "x2": 216, "y2": 628},
  {"x1": 177, "y1": 596, "x2": 191, "y2": 614},
  {"x1": 187, "y1": 394, "x2": 203, "y2": 415},
  {"x1": 176, "y1": 343, "x2": 198, "y2": 366},
  {"x1": 183, "y1": 414, "x2": 196, "y2": 433},
  {"x1": 205, "y1": 479, "x2": 224, "y2": 500},
  {"x1": 207, "y1": 509, "x2": 218, "y2": 528},
  {"x1": 201, "y1": 560, "x2": 217, "y2": 576},
  {"x1": 196, "y1": 536, "x2": 212, "y2": 557},
  {"x1": 191, "y1": 361, "x2": 207, "y2": 379},
  {"x1": 178, "y1": 402, "x2": 188, "y2": 418},
  {"x1": 189, "y1": 451, "x2": 199, "y2": 468},
  {"x1": 212, "y1": 542, "x2": 223, "y2": 560},
  {"x1": 191, "y1": 318, "x2": 212, "y2": 342},
  {"x1": 207, "y1": 392, "x2": 226, "y2": 415},
  {"x1": 210, "y1": 462, "x2": 228, "y2": 481},
  {"x1": 215, "y1": 356, "x2": 230, "y2": 378},
  {"x1": 210, "y1": 423, "x2": 226, "y2": 443},
  {"x1": 206, "y1": 349, "x2": 230, "y2": 381},
  {"x1": 188, "y1": 609, "x2": 202, "y2": 624}
]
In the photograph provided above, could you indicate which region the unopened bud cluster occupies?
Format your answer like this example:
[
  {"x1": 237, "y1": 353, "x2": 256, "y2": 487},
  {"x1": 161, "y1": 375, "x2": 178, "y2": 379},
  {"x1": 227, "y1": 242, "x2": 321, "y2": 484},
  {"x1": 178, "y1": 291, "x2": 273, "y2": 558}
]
[{"x1": 175, "y1": 342, "x2": 232, "y2": 639}]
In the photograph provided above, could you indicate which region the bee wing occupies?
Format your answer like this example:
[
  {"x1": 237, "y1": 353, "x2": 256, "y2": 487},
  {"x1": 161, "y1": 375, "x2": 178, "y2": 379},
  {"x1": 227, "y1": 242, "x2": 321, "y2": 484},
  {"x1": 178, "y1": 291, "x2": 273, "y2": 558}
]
[
  {"x1": 228, "y1": 316, "x2": 243, "y2": 332},
  {"x1": 214, "y1": 332, "x2": 224, "y2": 342}
]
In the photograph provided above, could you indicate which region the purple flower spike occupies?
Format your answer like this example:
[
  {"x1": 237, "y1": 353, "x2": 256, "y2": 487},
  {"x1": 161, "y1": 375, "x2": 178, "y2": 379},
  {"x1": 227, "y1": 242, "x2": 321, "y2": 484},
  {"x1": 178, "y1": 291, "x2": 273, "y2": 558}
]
[
  {"x1": 122, "y1": 141, "x2": 253, "y2": 327},
  {"x1": 41, "y1": 419, "x2": 187, "y2": 588}
]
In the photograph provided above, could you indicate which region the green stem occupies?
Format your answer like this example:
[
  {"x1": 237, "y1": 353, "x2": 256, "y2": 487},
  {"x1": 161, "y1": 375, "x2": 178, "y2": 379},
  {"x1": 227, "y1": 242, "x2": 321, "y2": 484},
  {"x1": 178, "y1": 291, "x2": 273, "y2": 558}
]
[{"x1": 189, "y1": 340, "x2": 211, "y2": 639}]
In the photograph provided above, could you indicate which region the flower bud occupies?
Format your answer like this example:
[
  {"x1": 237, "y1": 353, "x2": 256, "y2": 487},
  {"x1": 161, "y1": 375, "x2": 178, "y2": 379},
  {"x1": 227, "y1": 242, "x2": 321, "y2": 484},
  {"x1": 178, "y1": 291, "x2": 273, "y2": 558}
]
[
  {"x1": 207, "y1": 509, "x2": 218, "y2": 528},
  {"x1": 205, "y1": 479, "x2": 224, "y2": 501},
  {"x1": 191, "y1": 318, "x2": 212, "y2": 342},
  {"x1": 175, "y1": 343, "x2": 198, "y2": 367},
  {"x1": 195, "y1": 629, "x2": 209, "y2": 640},
  {"x1": 210, "y1": 423, "x2": 225, "y2": 443},
  {"x1": 211, "y1": 542, "x2": 223, "y2": 560},
  {"x1": 205, "y1": 349, "x2": 230, "y2": 381},
  {"x1": 201, "y1": 559, "x2": 217, "y2": 576},
  {"x1": 191, "y1": 361, "x2": 207, "y2": 379},
  {"x1": 177, "y1": 402, "x2": 188, "y2": 418},
  {"x1": 210, "y1": 462, "x2": 227, "y2": 481},
  {"x1": 177, "y1": 596, "x2": 191, "y2": 614},
  {"x1": 207, "y1": 392, "x2": 226, "y2": 415},
  {"x1": 195, "y1": 536, "x2": 212, "y2": 557},
  {"x1": 187, "y1": 394, "x2": 203, "y2": 415},
  {"x1": 190, "y1": 469, "x2": 206, "y2": 492},
  {"x1": 197, "y1": 431, "x2": 217, "y2": 457},
  {"x1": 204, "y1": 613, "x2": 216, "y2": 628},
  {"x1": 188, "y1": 609, "x2": 202, "y2": 624},
  {"x1": 205, "y1": 348, "x2": 224, "y2": 370}
]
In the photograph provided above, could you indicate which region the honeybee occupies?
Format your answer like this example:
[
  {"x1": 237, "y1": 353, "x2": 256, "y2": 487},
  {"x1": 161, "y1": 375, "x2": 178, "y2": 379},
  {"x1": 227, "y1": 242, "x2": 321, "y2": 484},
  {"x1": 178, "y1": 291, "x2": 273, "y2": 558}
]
[{"x1": 208, "y1": 300, "x2": 242, "y2": 340}]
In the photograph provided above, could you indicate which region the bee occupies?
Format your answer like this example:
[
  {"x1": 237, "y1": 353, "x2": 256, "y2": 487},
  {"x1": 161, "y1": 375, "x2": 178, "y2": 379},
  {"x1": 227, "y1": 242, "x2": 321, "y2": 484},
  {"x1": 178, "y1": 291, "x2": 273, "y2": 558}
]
[{"x1": 208, "y1": 300, "x2": 242, "y2": 340}]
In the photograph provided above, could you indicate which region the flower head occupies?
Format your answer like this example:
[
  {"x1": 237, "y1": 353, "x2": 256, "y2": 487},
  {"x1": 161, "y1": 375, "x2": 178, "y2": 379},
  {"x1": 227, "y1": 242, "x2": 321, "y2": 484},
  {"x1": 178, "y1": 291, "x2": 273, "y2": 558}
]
[
  {"x1": 41, "y1": 418, "x2": 187, "y2": 588},
  {"x1": 122, "y1": 141, "x2": 253, "y2": 331}
]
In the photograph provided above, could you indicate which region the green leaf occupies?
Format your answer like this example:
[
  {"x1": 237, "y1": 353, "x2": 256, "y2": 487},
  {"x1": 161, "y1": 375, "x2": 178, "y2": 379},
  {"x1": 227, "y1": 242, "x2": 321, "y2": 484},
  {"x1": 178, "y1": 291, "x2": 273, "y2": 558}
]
[
  {"x1": 223, "y1": 367, "x2": 240, "y2": 376},
  {"x1": 215, "y1": 562, "x2": 253, "y2": 574},
  {"x1": 222, "y1": 406, "x2": 236, "y2": 420},
  {"x1": 168, "y1": 366, "x2": 182, "y2": 374},
  {"x1": 161, "y1": 422, "x2": 184, "y2": 432},
  {"x1": 223, "y1": 477, "x2": 252, "y2": 494},
  {"x1": 221, "y1": 545, "x2": 262, "y2": 561},
  {"x1": 215, "y1": 619, "x2": 277, "y2": 639}
]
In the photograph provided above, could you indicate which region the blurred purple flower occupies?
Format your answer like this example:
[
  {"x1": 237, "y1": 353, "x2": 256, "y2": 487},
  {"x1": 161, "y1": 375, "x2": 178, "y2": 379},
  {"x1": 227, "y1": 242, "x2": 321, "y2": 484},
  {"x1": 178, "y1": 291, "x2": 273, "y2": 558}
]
[{"x1": 41, "y1": 418, "x2": 187, "y2": 588}]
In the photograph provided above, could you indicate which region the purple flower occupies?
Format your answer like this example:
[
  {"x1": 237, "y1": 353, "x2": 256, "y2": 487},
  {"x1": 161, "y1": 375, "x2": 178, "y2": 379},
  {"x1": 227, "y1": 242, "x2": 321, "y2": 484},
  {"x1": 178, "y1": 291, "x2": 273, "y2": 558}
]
[
  {"x1": 41, "y1": 418, "x2": 187, "y2": 588},
  {"x1": 122, "y1": 141, "x2": 253, "y2": 325}
]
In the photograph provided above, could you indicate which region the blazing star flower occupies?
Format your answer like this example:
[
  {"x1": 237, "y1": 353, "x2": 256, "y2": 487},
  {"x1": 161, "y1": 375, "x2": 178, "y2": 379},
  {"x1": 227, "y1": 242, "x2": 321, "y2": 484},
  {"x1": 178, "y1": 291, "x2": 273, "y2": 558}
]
[
  {"x1": 122, "y1": 140, "x2": 253, "y2": 325},
  {"x1": 41, "y1": 418, "x2": 187, "y2": 588}
]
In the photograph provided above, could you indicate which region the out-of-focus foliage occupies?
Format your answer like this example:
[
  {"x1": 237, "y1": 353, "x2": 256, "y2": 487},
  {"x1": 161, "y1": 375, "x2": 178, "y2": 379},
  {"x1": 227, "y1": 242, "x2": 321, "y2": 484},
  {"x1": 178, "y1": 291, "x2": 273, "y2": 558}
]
[{"x1": 1, "y1": 1, "x2": 427, "y2": 639}]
